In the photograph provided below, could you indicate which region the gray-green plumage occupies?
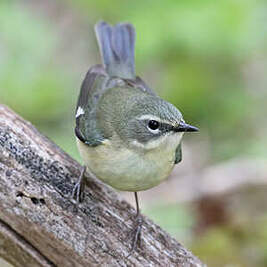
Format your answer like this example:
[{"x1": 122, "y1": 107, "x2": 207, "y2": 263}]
[
  {"x1": 76, "y1": 22, "x2": 183, "y2": 157},
  {"x1": 75, "y1": 64, "x2": 158, "y2": 146},
  {"x1": 75, "y1": 21, "x2": 198, "y2": 193}
]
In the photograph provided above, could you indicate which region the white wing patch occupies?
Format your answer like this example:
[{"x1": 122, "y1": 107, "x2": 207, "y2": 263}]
[{"x1": 76, "y1": 106, "x2": 85, "y2": 118}]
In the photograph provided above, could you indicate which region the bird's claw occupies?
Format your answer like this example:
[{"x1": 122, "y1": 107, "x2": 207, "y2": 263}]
[
  {"x1": 71, "y1": 166, "x2": 86, "y2": 203},
  {"x1": 126, "y1": 215, "x2": 143, "y2": 257}
]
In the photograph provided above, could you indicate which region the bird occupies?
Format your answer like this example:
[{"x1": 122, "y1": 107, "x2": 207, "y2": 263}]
[{"x1": 73, "y1": 21, "x2": 198, "y2": 251}]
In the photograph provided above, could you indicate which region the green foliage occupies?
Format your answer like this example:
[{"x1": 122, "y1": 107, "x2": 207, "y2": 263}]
[{"x1": 0, "y1": 1, "x2": 72, "y2": 123}]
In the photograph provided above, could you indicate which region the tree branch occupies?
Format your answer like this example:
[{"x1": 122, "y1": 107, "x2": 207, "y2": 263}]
[{"x1": 0, "y1": 104, "x2": 205, "y2": 267}]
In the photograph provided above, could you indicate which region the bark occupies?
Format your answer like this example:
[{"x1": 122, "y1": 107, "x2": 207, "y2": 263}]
[{"x1": 0, "y1": 104, "x2": 205, "y2": 267}]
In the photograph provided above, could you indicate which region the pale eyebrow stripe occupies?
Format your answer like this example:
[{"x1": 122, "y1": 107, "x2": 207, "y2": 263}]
[
  {"x1": 136, "y1": 114, "x2": 177, "y2": 126},
  {"x1": 137, "y1": 114, "x2": 161, "y2": 121}
]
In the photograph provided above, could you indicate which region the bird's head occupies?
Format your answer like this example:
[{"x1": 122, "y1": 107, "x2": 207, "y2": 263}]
[{"x1": 115, "y1": 95, "x2": 198, "y2": 150}]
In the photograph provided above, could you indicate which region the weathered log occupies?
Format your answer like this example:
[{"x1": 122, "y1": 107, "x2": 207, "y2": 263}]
[{"x1": 0, "y1": 104, "x2": 205, "y2": 267}]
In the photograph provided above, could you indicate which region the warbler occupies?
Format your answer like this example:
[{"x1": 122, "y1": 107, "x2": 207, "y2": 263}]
[{"x1": 73, "y1": 21, "x2": 198, "y2": 249}]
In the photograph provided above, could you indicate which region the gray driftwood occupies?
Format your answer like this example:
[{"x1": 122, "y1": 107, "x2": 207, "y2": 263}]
[{"x1": 0, "y1": 104, "x2": 204, "y2": 267}]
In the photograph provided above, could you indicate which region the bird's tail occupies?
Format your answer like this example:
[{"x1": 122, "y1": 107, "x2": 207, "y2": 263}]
[{"x1": 95, "y1": 21, "x2": 136, "y2": 79}]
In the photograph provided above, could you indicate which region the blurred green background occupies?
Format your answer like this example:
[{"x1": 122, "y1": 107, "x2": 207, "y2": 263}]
[{"x1": 1, "y1": 0, "x2": 267, "y2": 266}]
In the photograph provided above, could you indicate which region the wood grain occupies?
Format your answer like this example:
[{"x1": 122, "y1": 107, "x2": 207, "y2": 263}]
[{"x1": 0, "y1": 104, "x2": 205, "y2": 267}]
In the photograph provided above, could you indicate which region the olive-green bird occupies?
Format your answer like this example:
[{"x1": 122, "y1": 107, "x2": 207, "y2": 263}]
[{"x1": 73, "y1": 21, "x2": 198, "y2": 249}]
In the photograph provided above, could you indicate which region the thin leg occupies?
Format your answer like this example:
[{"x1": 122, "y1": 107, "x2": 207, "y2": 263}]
[
  {"x1": 72, "y1": 166, "x2": 86, "y2": 203},
  {"x1": 135, "y1": 192, "x2": 140, "y2": 216}
]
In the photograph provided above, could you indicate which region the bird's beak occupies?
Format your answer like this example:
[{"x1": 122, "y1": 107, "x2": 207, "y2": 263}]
[{"x1": 174, "y1": 121, "x2": 199, "y2": 132}]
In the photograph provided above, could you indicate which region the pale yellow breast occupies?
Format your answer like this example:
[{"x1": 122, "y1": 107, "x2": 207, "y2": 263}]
[{"x1": 76, "y1": 133, "x2": 183, "y2": 192}]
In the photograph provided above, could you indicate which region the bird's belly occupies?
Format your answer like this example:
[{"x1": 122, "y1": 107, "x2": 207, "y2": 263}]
[{"x1": 76, "y1": 138, "x2": 176, "y2": 191}]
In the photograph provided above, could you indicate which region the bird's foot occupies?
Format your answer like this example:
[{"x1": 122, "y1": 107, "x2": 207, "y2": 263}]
[
  {"x1": 126, "y1": 215, "x2": 143, "y2": 257},
  {"x1": 72, "y1": 166, "x2": 86, "y2": 203}
]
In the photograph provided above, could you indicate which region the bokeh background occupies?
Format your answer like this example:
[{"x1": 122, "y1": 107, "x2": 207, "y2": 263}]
[{"x1": 1, "y1": 0, "x2": 267, "y2": 266}]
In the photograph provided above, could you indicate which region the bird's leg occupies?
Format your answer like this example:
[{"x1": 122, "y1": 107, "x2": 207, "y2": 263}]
[
  {"x1": 72, "y1": 166, "x2": 86, "y2": 203},
  {"x1": 127, "y1": 192, "x2": 143, "y2": 254}
]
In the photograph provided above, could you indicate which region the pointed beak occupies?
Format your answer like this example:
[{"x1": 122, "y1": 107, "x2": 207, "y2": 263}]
[{"x1": 174, "y1": 121, "x2": 199, "y2": 132}]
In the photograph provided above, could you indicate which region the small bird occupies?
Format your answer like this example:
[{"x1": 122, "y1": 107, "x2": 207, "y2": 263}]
[{"x1": 73, "y1": 21, "x2": 198, "y2": 250}]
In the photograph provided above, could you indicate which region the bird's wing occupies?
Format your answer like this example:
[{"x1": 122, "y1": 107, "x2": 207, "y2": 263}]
[
  {"x1": 174, "y1": 143, "x2": 182, "y2": 164},
  {"x1": 75, "y1": 65, "x2": 108, "y2": 146}
]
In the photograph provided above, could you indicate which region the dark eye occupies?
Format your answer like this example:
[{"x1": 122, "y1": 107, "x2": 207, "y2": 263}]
[{"x1": 148, "y1": 120, "x2": 159, "y2": 130}]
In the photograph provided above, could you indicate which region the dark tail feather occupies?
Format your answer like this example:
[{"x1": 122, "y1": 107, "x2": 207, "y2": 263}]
[{"x1": 95, "y1": 21, "x2": 136, "y2": 79}]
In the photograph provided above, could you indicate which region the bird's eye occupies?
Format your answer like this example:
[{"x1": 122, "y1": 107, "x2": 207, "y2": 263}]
[{"x1": 148, "y1": 120, "x2": 159, "y2": 130}]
